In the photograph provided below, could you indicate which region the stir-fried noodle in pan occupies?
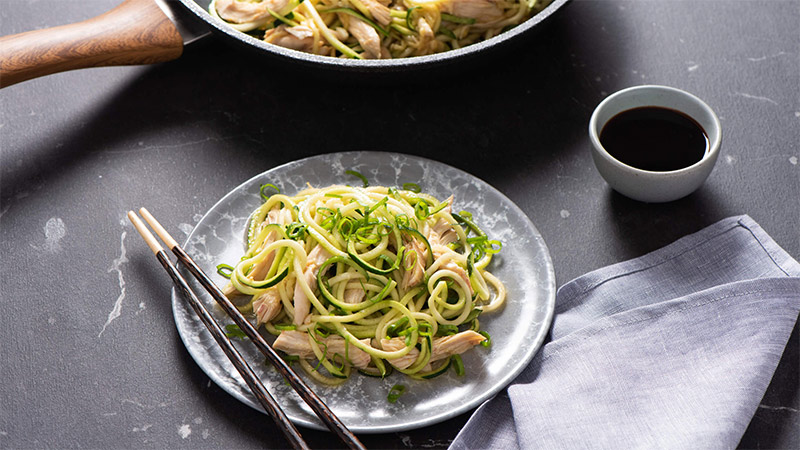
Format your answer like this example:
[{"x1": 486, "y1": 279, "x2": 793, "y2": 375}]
[{"x1": 209, "y1": 0, "x2": 554, "y2": 59}]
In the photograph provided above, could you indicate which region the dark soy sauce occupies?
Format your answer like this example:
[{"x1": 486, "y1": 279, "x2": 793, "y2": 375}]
[{"x1": 600, "y1": 106, "x2": 709, "y2": 171}]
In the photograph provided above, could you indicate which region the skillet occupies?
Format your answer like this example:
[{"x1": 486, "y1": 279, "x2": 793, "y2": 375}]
[{"x1": 0, "y1": 0, "x2": 569, "y2": 87}]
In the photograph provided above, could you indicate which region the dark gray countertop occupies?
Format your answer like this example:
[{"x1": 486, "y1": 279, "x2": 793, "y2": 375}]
[{"x1": 1, "y1": 0, "x2": 798, "y2": 448}]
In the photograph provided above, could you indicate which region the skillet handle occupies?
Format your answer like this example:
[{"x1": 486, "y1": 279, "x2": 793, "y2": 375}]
[{"x1": 0, "y1": 0, "x2": 183, "y2": 88}]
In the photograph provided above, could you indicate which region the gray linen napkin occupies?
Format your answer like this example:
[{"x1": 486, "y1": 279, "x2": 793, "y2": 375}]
[{"x1": 450, "y1": 215, "x2": 800, "y2": 449}]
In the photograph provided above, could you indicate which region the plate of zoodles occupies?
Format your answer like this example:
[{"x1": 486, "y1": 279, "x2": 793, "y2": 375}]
[{"x1": 172, "y1": 151, "x2": 555, "y2": 432}]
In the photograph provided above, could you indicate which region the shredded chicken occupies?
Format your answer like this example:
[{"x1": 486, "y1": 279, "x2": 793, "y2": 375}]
[
  {"x1": 340, "y1": 14, "x2": 382, "y2": 59},
  {"x1": 247, "y1": 208, "x2": 290, "y2": 281},
  {"x1": 381, "y1": 330, "x2": 487, "y2": 369},
  {"x1": 264, "y1": 25, "x2": 316, "y2": 53},
  {"x1": 222, "y1": 283, "x2": 240, "y2": 299},
  {"x1": 430, "y1": 330, "x2": 486, "y2": 362},
  {"x1": 436, "y1": 250, "x2": 474, "y2": 296},
  {"x1": 359, "y1": 0, "x2": 392, "y2": 26},
  {"x1": 292, "y1": 244, "x2": 332, "y2": 325},
  {"x1": 380, "y1": 337, "x2": 419, "y2": 370},
  {"x1": 439, "y1": 0, "x2": 504, "y2": 23},
  {"x1": 427, "y1": 208, "x2": 473, "y2": 296},
  {"x1": 424, "y1": 196, "x2": 456, "y2": 248},
  {"x1": 343, "y1": 285, "x2": 366, "y2": 304},
  {"x1": 215, "y1": 0, "x2": 291, "y2": 23},
  {"x1": 427, "y1": 220, "x2": 458, "y2": 249},
  {"x1": 274, "y1": 330, "x2": 372, "y2": 368},
  {"x1": 253, "y1": 288, "x2": 282, "y2": 325},
  {"x1": 222, "y1": 207, "x2": 288, "y2": 299},
  {"x1": 414, "y1": 18, "x2": 437, "y2": 56},
  {"x1": 401, "y1": 235, "x2": 427, "y2": 289}
]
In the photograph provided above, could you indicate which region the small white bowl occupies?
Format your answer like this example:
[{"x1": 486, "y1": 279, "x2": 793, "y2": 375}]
[{"x1": 588, "y1": 85, "x2": 722, "y2": 203}]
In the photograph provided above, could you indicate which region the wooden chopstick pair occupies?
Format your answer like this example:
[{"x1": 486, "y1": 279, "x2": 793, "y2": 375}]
[{"x1": 128, "y1": 208, "x2": 365, "y2": 450}]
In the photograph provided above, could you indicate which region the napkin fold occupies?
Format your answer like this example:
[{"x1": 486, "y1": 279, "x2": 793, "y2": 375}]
[{"x1": 450, "y1": 215, "x2": 800, "y2": 449}]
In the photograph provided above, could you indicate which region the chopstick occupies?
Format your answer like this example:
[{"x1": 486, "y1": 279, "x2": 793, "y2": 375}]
[
  {"x1": 127, "y1": 212, "x2": 310, "y2": 450},
  {"x1": 134, "y1": 208, "x2": 366, "y2": 450}
]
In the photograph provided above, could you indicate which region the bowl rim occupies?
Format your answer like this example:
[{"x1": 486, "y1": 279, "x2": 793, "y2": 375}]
[{"x1": 588, "y1": 84, "x2": 722, "y2": 176}]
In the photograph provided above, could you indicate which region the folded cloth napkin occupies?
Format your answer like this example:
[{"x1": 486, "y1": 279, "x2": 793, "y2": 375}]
[{"x1": 450, "y1": 215, "x2": 800, "y2": 449}]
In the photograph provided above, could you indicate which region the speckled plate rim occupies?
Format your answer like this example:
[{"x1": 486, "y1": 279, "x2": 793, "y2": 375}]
[{"x1": 171, "y1": 151, "x2": 555, "y2": 433}]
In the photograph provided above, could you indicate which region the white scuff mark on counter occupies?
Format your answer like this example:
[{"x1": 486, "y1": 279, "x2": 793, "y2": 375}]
[
  {"x1": 734, "y1": 92, "x2": 778, "y2": 106},
  {"x1": 43, "y1": 217, "x2": 66, "y2": 253},
  {"x1": 560, "y1": 209, "x2": 571, "y2": 219},
  {"x1": 725, "y1": 155, "x2": 737, "y2": 165},
  {"x1": 99, "y1": 231, "x2": 128, "y2": 337},
  {"x1": 48, "y1": 317, "x2": 55, "y2": 325},
  {"x1": 687, "y1": 62, "x2": 699, "y2": 72},
  {"x1": 201, "y1": 429, "x2": 210, "y2": 439},
  {"x1": 178, "y1": 424, "x2": 192, "y2": 439},
  {"x1": 747, "y1": 51, "x2": 787, "y2": 62},
  {"x1": 758, "y1": 404, "x2": 799, "y2": 413},
  {"x1": 193, "y1": 417, "x2": 203, "y2": 425},
  {"x1": 133, "y1": 424, "x2": 152, "y2": 433},
  {"x1": 790, "y1": 156, "x2": 798, "y2": 165},
  {"x1": 105, "y1": 135, "x2": 253, "y2": 154}
]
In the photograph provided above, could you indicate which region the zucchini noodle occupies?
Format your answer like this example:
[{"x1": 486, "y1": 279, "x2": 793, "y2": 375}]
[
  {"x1": 221, "y1": 180, "x2": 507, "y2": 385},
  {"x1": 209, "y1": 0, "x2": 554, "y2": 59}
]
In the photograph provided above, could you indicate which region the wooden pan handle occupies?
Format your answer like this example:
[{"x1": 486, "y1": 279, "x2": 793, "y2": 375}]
[{"x1": 0, "y1": 0, "x2": 183, "y2": 88}]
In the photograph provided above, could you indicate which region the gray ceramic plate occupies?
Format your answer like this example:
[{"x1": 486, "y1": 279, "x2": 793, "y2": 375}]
[{"x1": 172, "y1": 151, "x2": 555, "y2": 433}]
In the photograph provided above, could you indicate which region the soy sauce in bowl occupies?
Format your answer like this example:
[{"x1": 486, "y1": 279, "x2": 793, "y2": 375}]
[{"x1": 599, "y1": 106, "x2": 709, "y2": 172}]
